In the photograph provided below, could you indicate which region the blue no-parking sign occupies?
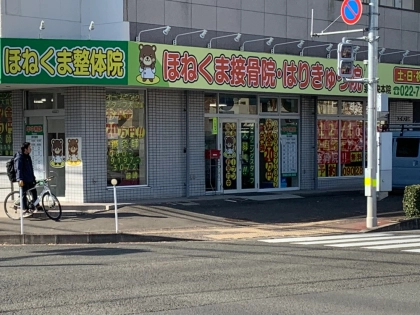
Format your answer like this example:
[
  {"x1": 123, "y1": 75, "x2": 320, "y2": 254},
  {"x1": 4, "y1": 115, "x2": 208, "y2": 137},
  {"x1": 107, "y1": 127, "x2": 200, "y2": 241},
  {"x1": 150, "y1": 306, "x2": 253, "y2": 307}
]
[{"x1": 341, "y1": 0, "x2": 363, "y2": 25}]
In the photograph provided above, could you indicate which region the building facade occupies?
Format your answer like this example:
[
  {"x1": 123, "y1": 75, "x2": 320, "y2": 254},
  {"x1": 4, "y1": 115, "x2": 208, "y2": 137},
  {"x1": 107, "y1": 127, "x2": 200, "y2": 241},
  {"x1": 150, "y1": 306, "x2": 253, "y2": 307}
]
[{"x1": 0, "y1": 0, "x2": 420, "y2": 203}]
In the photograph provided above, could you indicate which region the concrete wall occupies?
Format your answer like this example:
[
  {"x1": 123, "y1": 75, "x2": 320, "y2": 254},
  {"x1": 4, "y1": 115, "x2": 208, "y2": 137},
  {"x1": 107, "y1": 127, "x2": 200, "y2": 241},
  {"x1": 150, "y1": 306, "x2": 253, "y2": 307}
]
[
  {"x1": 1, "y1": 0, "x2": 82, "y2": 39},
  {"x1": 0, "y1": 0, "x2": 129, "y2": 40},
  {"x1": 125, "y1": 0, "x2": 420, "y2": 63}
]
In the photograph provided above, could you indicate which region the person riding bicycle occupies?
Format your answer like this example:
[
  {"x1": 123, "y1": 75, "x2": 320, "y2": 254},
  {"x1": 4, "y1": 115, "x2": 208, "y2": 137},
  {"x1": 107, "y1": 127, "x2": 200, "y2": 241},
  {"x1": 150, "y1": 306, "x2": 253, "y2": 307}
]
[{"x1": 14, "y1": 142, "x2": 42, "y2": 212}]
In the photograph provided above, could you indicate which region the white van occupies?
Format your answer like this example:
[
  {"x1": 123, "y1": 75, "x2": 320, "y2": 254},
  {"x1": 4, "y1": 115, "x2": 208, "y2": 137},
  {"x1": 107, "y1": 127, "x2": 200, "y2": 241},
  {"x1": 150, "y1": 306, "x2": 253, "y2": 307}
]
[{"x1": 389, "y1": 124, "x2": 420, "y2": 188}]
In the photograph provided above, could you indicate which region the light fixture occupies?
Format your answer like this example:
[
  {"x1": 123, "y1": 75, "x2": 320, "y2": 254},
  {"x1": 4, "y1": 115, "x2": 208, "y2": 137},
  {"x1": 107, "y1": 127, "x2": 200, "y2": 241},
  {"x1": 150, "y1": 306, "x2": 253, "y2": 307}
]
[
  {"x1": 207, "y1": 33, "x2": 242, "y2": 48},
  {"x1": 326, "y1": 48, "x2": 337, "y2": 59},
  {"x1": 400, "y1": 51, "x2": 420, "y2": 64},
  {"x1": 136, "y1": 26, "x2": 171, "y2": 42},
  {"x1": 88, "y1": 21, "x2": 95, "y2": 40},
  {"x1": 240, "y1": 37, "x2": 274, "y2": 51},
  {"x1": 378, "y1": 49, "x2": 409, "y2": 63},
  {"x1": 299, "y1": 43, "x2": 333, "y2": 56},
  {"x1": 173, "y1": 29, "x2": 207, "y2": 45},
  {"x1": 271, "y1": 40, "x2": 304, "y2": 54},
  {"x1": 39, "y1": 20, "x2": 45, "y2": 39}
]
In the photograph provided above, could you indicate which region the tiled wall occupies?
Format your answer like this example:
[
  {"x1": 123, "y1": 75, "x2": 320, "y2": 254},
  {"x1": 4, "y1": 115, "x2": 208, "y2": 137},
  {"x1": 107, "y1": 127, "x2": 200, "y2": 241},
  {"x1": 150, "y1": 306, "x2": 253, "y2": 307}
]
[
  {"x1": 187, "y1": 91, "x2": 206, "y2": 196},
  {"x1": 300, "y1": 96, "x2": 316, "y2": 190},
  {"x1": 64, "y1": 87, "x2": 107, "y2": 203},
  {"x1": 11, "y1": 90, "x2": 24, "y2": 153}
]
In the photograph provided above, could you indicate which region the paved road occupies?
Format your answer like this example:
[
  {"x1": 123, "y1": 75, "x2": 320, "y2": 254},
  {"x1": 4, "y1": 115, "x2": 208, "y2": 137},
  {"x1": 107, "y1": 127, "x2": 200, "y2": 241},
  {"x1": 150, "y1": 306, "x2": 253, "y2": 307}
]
[{"x1": 2, "y1": 233, "x2": 420, "y2": 315}]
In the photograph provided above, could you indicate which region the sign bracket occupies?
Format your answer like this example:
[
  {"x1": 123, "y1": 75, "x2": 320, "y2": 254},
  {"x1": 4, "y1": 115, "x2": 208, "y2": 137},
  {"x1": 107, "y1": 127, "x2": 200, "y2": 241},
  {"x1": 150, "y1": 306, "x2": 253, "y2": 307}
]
[{"x1": 311, "y1": 9, "x2": 366, "y2": 38}]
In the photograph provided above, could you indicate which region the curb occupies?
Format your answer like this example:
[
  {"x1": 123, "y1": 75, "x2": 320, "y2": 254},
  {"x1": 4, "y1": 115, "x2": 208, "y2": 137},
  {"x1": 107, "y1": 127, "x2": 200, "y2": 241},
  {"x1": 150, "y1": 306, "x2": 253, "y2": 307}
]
[
  {"x1": 0, "y1": 233, "x2": 199, "y2": 245},
  {"x1": 361, "y1": 218, "x2": 420, "y2": 233}
]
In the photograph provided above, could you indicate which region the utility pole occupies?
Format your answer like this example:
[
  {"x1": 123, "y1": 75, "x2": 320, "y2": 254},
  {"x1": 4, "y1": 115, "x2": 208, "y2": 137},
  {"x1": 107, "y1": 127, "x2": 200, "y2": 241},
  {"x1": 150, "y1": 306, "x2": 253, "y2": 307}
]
[{"x1": 366, "y1": 0, "x2": 379, "y2": 228}]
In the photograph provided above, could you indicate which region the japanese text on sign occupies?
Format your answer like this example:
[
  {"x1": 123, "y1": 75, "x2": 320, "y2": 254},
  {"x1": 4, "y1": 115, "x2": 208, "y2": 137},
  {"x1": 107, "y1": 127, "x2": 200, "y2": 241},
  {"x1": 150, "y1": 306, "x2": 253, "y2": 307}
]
[
  {"x1": 0, "y1": 92, "x2": 12, "y2": 156},
  {"x1": 162, "y1": 50, "x2": 364, "y2": 93},
  {"x1": 3, "y1": 46, "x2": 125, "y2": 79}
]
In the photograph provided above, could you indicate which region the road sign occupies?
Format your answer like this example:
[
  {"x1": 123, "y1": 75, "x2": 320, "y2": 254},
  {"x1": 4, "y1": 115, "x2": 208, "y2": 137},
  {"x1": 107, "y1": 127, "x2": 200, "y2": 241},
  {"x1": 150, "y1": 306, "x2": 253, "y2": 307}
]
[{"x1": 341, "y1": 0, "x2": 363, "y2": 25}]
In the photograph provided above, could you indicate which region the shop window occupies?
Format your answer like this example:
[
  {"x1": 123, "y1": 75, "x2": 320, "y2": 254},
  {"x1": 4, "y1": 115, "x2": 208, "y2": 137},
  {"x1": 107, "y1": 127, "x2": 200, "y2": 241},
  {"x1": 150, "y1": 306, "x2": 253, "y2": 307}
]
[
  {"x1": 396, "y1": 138, "x2": 419, "y2": 157},
  {"x1": 106, "y1": 90, "x2": 146, "y2": 186},
  {"x1": 317, "y1": 100, "x2": 338, "y2": 115},
  {"x1": 204, "y1": 94, "x2": 217, "y2": 114},
  {"x1": 281, "y1": 98, "x2": 299, "y2": 114},
  {"x1": 317, "y1": 118, "x2": 365, "y2": 178},
  {"x1": 27, "y1": 92, "x2": 55, "y2": 110},
  {"x1": 341, "y1": 101, "x2": 363, "y2": 115},
  {"x1": 317, "y1": 120, "x2": 339, "y2": 177},
  {"x1": 260, "y1": 98, "x2": 278, "y2": 113},
  {"x1": 57, "y1": 93, "x2": 65, "y2": 109},
  {"x1": 259, "y1": 119, "x2": 280, "y2": 188},
  {"x1": 0, "y1": 92, "x2": 12, "y2": 156},
  {"x1": 219, "y1": 94, "x2": 257, "y2": 115}
]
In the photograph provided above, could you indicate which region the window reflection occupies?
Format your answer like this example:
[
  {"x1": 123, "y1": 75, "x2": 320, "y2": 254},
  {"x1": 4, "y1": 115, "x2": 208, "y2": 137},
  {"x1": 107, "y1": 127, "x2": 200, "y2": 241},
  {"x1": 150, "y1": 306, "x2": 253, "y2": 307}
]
[{"x1": 219, "y1": 95, "x2": 257, "y2": 115}]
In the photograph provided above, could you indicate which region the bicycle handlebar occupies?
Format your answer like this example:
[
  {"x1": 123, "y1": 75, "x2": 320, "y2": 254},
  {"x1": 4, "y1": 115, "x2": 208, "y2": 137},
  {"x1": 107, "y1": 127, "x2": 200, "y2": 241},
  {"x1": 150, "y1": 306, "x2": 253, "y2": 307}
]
[{"x1": 37, "y1": 176, "x2": 55, "y2": 183}]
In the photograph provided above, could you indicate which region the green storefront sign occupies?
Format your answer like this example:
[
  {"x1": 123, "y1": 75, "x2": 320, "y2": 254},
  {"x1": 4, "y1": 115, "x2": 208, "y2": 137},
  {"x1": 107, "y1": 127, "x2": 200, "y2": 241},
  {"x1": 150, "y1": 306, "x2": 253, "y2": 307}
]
[
  {"x1": 1, "y1": 38, "x2": 420, "y2": 99},
  {"x1": 1, "y1": 38, "x2": 128, "y2": 85}
]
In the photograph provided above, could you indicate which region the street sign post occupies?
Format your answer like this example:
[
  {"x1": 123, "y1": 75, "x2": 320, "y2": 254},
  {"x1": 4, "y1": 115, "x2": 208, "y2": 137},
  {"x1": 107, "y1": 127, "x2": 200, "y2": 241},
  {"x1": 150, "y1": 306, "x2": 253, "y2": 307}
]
[
  {"x1": 311, "y1": 0, "x2": 379, "y2": 229},
  {"x1": 341, "y1": 0, "x2": 363, "y2": 25}
]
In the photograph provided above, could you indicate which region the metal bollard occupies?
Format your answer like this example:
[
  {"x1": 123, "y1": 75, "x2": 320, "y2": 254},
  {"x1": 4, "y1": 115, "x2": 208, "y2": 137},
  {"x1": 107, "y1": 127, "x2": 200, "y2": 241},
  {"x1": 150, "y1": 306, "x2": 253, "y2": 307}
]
[{"x1": 111, "y1": 179, "x2": 118, "y2": 233}]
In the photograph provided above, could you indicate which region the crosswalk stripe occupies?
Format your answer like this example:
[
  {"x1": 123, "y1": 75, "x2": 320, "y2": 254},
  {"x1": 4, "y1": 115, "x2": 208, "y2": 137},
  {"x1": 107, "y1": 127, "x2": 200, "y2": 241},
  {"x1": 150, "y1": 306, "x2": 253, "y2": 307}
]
[
  {"x1": 402, "y1": 249, "x2": 420, "y2": 253},
  {"x1": 295, "y1": 235, "x2": 418, "y2": 245},
  {"x1": 364, "y1": 241, "x2": 420, "y2": 249},
  {"x1": 259, "y1": 232, "x2": 391, "y2": 243},
  {"x1": 326, "y1": 235, "x2": 420, "y2": 247}
]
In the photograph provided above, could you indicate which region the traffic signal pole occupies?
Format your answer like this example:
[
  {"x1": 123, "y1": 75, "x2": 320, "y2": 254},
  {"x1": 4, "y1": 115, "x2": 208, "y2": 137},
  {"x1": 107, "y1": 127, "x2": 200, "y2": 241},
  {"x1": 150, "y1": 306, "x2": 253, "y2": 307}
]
[
  {"x1": 366, "y1": 0, "x2": 379, "y2": 228},
  {"x1": 311, "y1": 0, "x2": 379, "y2": 228}
]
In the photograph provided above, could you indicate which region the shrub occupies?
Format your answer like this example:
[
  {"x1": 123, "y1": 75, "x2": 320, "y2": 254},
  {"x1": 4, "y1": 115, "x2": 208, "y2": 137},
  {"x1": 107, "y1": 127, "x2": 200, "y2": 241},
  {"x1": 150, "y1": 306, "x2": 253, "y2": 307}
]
[{"x1": 403, "y1": 185, "x2": 420, "y2": 218}]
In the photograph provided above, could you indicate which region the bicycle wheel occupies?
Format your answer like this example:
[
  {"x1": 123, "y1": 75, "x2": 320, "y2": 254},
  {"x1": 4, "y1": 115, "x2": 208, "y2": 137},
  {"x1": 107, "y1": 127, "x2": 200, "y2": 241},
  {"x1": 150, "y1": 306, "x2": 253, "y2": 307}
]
[
  {"x1": 4, "y1": 191, "x2": 33, "y2": 220},
  {"x1": 41, "y1": 192, "x2": 62, "y2": 221}
]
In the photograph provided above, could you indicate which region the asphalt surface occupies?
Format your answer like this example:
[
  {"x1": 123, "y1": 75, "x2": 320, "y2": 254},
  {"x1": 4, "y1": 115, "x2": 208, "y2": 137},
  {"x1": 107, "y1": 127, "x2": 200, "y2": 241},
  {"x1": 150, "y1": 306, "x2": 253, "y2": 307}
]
[{"x1": 1, "y1": 234, "x2": 420, "y2": 315}]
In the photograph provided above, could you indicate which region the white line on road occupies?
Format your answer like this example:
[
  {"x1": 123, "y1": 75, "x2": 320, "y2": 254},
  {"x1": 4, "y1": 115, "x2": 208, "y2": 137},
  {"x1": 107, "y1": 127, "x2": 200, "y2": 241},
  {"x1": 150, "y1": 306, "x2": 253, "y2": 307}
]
[
  {"x1": 259, "y1": 233, "x2": 392, "y2": 243},
  {"x1": 326, "y1": 235, "x2": 420, "y2": 247},
  {"x1": 363, "y1": 241, "x2": 420, "y2": 250},
  {"x1": 296, "y1": 235, "x2": 419, "y2": 245}
]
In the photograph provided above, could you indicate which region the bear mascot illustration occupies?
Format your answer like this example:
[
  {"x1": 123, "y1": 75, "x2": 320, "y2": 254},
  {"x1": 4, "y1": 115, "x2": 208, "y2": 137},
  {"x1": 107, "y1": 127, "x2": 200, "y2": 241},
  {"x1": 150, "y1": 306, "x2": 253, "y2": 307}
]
[
  {"x1": 66, "y1": 138, "x2": 82, "y2": 166},
  {"x1": 139, "y1": 44, "x2": 157, "y2": 82},
  {"x1": 50, "y1": 139, "x2": 65, "y2": 168}
]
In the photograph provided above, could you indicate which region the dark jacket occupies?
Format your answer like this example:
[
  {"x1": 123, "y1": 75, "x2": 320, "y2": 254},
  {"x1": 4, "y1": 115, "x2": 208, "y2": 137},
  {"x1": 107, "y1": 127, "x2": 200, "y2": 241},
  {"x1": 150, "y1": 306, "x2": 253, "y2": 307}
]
[{"x1": 14, "y1": 152, "x2": 35, "y2": 184}]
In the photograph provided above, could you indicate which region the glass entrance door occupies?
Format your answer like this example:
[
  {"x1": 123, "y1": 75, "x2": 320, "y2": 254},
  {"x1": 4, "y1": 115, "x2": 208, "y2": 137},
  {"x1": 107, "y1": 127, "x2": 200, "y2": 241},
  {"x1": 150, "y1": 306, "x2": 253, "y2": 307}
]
[
  {"x1": 220, "y1": 119, "x2": 257, "y2": 192},
  {"x1": 46, "y1": 117, "x2": 65, "y2": 197}
]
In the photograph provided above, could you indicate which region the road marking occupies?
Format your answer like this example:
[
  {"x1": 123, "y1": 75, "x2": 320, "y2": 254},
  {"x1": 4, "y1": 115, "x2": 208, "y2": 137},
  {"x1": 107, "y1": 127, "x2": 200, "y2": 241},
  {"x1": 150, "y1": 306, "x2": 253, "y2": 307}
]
[
  {"x1": 326, "y1": 235, "x2": 420, "y2": 247},
  {"x1": 364, "y1": 241, "x2": 420, "y2": 250},
  {"x1": 296, "y1": 235, "x2": 419, "y2": 245},
  {"x1": 259, "y1": 232, "x2": 391, "y2": 243},
  {"x1": 402, "y1": 249, "x2": 420, "y2": 253}
]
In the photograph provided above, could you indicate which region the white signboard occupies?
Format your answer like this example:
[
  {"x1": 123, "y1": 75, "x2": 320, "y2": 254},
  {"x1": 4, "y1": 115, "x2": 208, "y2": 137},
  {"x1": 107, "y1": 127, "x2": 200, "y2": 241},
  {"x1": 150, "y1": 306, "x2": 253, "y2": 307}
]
[
  {"x1": 281, "y1": 133, "x2": 298, "y2": 176},
  {"x1": 25, "y1": 125, "x2": 44, "y2": 180}
]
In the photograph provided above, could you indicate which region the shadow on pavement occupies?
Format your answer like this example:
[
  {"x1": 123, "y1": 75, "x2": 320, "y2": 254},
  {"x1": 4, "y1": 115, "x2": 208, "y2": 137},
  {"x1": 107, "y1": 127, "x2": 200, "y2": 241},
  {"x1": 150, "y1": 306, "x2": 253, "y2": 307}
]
[{"x1": 119, "y1": 191, "x2": 405, "y2": 225}]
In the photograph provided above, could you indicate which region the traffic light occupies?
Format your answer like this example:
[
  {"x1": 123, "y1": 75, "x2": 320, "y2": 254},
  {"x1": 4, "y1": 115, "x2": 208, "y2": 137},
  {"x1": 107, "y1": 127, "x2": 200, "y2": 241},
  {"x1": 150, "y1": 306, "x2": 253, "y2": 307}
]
[{"x1": 337, "y1": 43, "x2": 354, "y2": 78}]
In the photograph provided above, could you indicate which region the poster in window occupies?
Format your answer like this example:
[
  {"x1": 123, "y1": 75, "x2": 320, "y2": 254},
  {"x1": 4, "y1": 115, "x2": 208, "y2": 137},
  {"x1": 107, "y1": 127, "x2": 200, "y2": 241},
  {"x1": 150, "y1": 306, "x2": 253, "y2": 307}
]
[{"x1": 66, "y1": 138, "x2": 82, "y2": 167}]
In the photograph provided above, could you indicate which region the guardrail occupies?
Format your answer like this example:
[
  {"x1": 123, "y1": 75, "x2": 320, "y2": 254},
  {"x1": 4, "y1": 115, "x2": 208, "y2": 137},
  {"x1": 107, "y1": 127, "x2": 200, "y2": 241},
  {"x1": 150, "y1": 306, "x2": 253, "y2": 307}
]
[{"x1": 0, "y1": 172, "x2": 14, "y2": 192}]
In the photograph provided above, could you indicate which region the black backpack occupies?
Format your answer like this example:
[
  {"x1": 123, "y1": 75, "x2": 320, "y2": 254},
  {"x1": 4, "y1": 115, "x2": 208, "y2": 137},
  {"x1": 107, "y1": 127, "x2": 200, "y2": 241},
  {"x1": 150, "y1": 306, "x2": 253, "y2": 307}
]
[{"x1": 6, "y1": 153, "x2": 17, "y2": 182}]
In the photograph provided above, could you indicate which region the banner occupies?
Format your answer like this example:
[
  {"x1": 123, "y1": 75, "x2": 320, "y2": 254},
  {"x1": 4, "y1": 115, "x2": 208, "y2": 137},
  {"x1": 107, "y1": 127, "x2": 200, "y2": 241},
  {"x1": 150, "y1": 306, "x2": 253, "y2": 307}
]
[
  {"x1": 127, "y1": 41, "x2": 420, "y2": 99},
  {"x1": 2, "y1": 38, "x2": 127, "y2": 85},
  {"x1": 0, "y1": 38, "x2": 420, "y2": 99}
]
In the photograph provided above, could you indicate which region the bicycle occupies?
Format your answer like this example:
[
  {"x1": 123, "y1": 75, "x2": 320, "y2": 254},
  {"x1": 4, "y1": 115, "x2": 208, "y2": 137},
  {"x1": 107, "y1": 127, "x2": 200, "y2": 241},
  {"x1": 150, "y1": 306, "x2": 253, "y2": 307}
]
[{"x1": 3, "y1": 176, "x2": 62, "y2": 221}]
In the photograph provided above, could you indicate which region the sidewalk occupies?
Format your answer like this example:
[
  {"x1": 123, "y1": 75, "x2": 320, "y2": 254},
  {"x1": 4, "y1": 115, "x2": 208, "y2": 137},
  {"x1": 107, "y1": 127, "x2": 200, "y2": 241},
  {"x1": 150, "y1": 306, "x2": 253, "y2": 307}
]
[{"x1": 0, "y1": 190, "x2": 409, "y2": 245}]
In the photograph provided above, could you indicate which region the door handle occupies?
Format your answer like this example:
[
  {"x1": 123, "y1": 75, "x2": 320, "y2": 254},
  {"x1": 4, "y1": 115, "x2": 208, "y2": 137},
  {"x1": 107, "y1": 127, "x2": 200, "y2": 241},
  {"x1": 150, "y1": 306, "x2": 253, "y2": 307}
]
[{"x1": 413, "y1": 160, "x2": 419, "y2": 166}]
